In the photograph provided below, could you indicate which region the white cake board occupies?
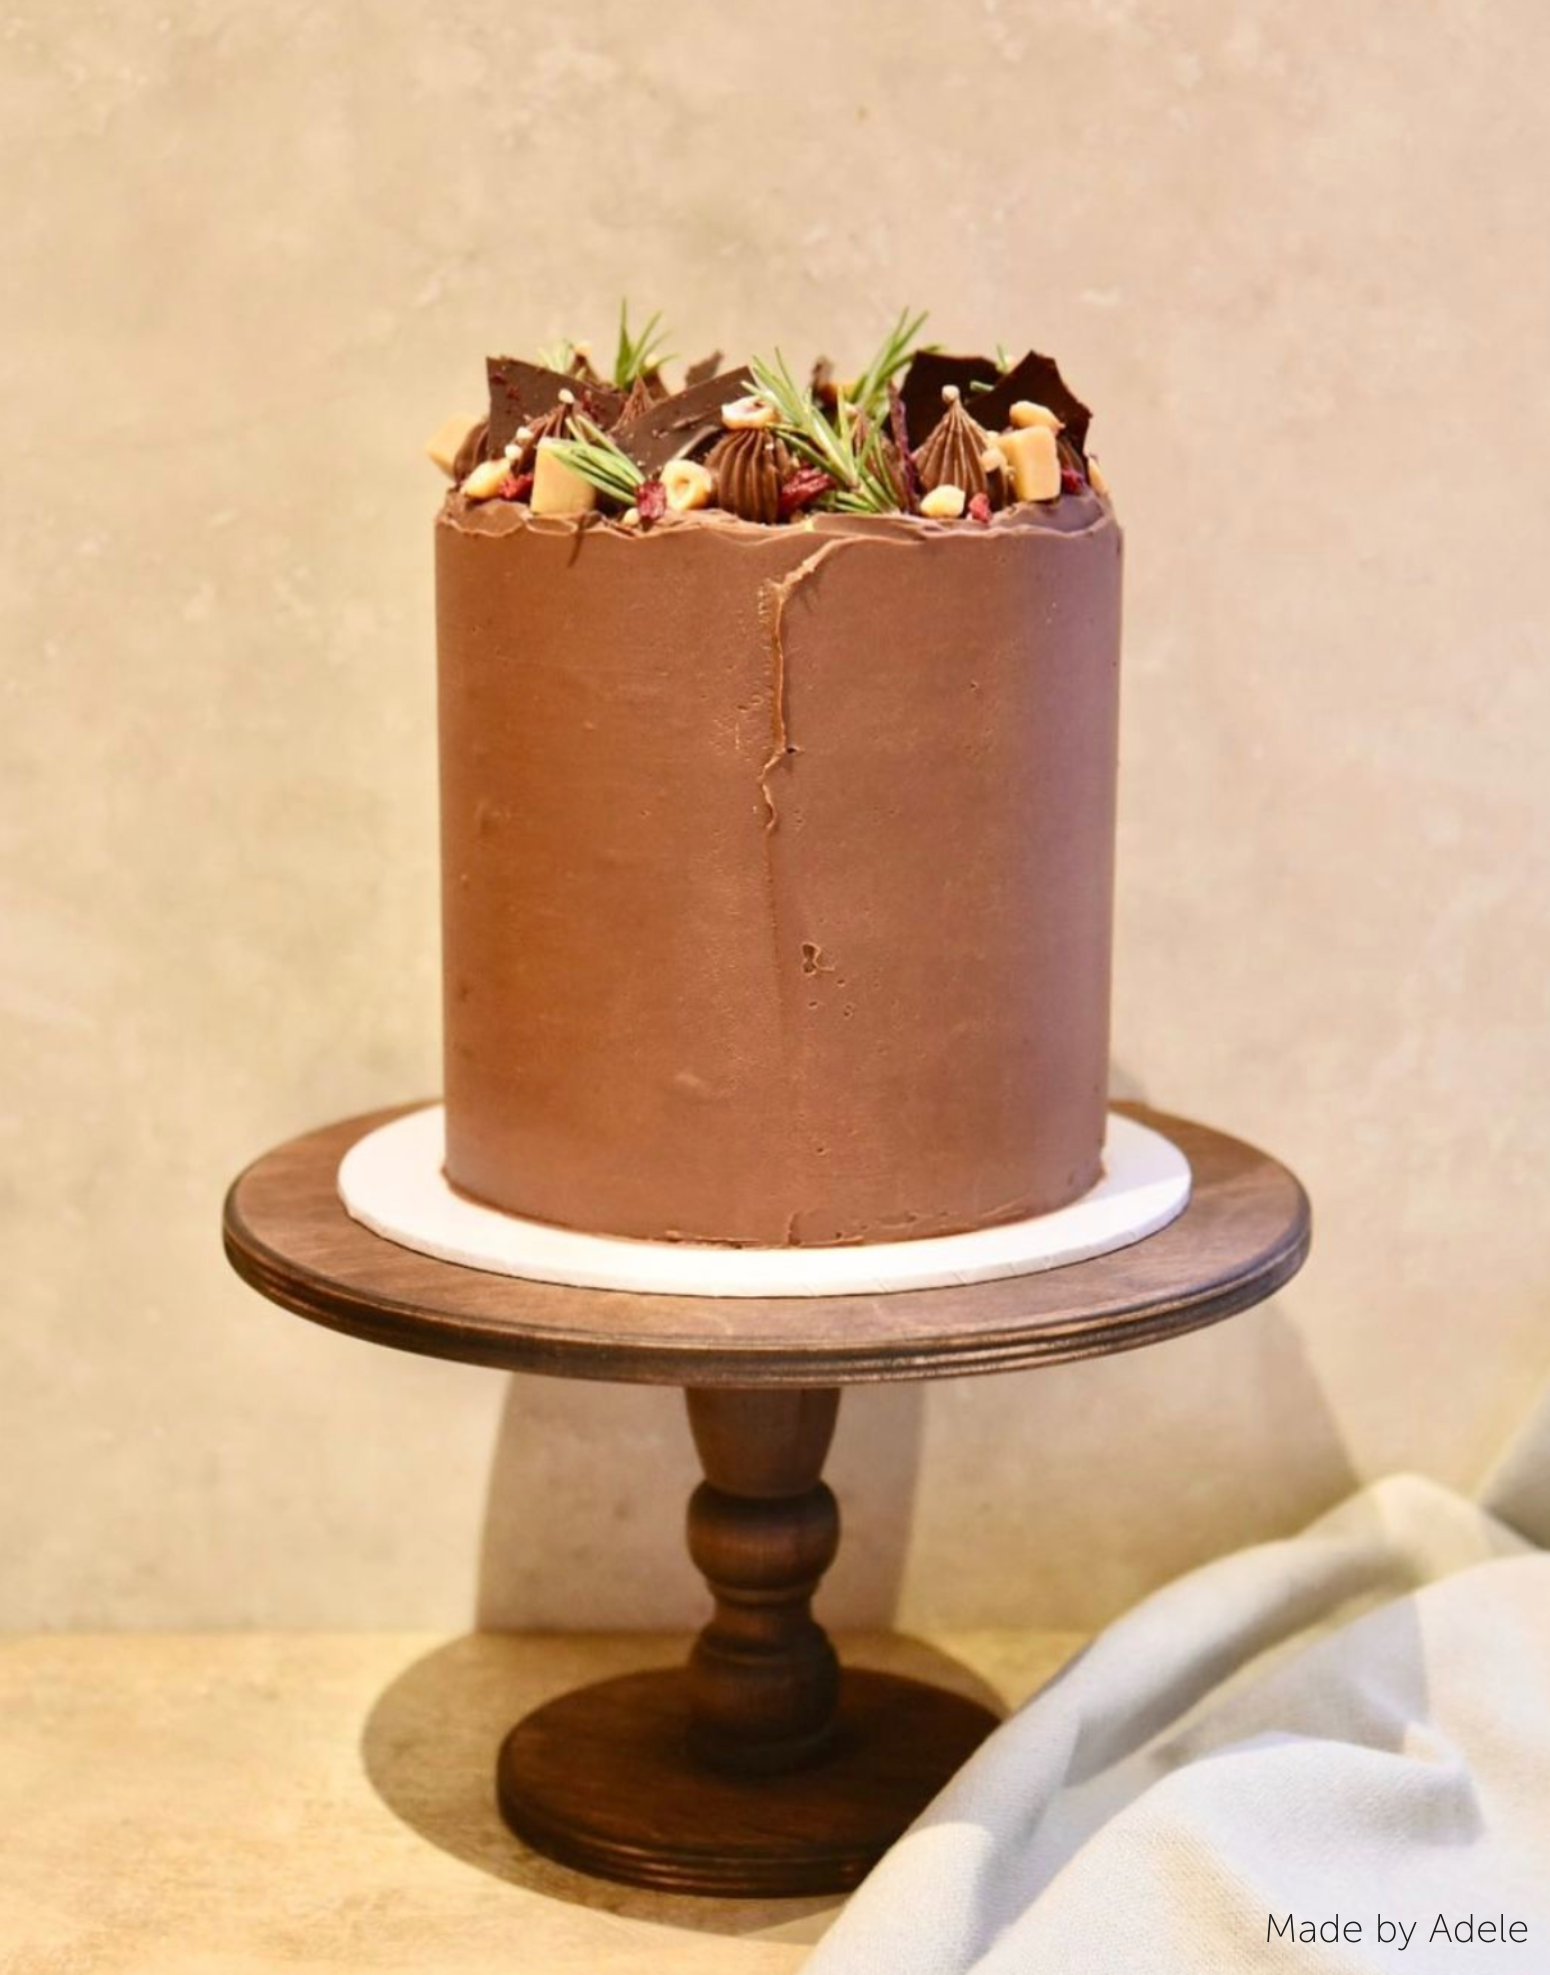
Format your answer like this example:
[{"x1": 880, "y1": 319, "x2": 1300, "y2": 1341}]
[{"x1": 337, "y1": 1106, "x2": 1191, "y2": 1299}]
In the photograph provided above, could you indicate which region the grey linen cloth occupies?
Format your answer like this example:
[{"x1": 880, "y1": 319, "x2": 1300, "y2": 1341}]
[{"x1": 804, "y1": 1475, "x2": 1550, "y2": 1974}]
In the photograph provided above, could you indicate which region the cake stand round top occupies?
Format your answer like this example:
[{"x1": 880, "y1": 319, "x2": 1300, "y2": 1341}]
[{"x1": 222, "y1": 1103, "x2": 1310, "y2": 1387}]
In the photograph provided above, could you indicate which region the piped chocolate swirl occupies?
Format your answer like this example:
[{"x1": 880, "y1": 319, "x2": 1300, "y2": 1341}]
[
  {"x1": 914, "y1": 387, "x2": 995, "y2": 505},
  {"x1": 707, "y1": 426, "x2": 791, "y2": 524}
]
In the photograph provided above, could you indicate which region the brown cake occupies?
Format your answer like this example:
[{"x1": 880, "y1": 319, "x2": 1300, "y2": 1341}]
[{"x1": 428, "y1": 317, "x2": 1122, "y2": 1247}]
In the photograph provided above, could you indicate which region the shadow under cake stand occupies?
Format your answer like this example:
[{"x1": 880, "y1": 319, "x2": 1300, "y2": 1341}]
[{"x1": 222, "y1": 1101, "x2": 1309, "y2": 1897}]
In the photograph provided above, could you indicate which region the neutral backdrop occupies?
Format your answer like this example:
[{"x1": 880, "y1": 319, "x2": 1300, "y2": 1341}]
[{"x1": 3, "y1": 0, "x2": 1547, "y2": 1633}]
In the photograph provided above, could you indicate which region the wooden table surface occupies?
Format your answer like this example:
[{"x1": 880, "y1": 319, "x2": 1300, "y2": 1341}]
[{"x1": 0, "y1": 1628, "x2": 1085, "y2": 1974}]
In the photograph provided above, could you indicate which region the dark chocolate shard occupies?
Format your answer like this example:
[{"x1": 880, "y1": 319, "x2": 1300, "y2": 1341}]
[
  {"x1": 613, "y1": 366, "x2": 749, "y2": 474},
  {"x1": 972, "y1": 351, "x2": 1092, "y2": 456},
  {"x1": 886, "y1": 381, "x2": 923, "y2": 510},
  {"x1": 682, "y1": 350, "x2": 724, "y2": 388},
  {"x1": 451, "y1": 417, "x2": 489, "y2": 483},
  {"x1": 485, "y1": 357, "x2": 624, "y2": 455},
  {"x1": 612, "y1": 374, "x2": 657, "y2": 429},
  {"x1": 900, "y1": 351, "x2": 1000, "y2": 446}
]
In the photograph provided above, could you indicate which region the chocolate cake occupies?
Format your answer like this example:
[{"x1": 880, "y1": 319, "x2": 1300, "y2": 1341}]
[{"x1": 427, "y1": 313, "x2": 1121, "y2": 1247}]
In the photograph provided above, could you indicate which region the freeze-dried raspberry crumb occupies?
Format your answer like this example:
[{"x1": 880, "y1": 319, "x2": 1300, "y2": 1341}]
[
  {"x1": 637, "y1": 478, "x2": 668, "y2": 523},
  {"x1": 499, "y1": 472, "x2": 534, "y2": 502},
  {"x1": 967, "y1": 492, "x2": 992, "y2": 526},
  {"x1": 1060, "y1": 466, "x2": 1085, "y2": 496},
  {"x1": 779, "y1": 466, "x2": 834, "y2": 518}
]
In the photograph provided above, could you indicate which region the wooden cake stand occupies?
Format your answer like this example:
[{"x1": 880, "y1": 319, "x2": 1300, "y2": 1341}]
[{"x1": 222, "y1": 1101, "x2": 1309, "y2": 1897}]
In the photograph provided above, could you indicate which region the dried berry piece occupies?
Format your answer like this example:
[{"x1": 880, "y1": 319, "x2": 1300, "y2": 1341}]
[
  {"x1": 498, "y1": 472, "x2": 533, "y2": 502},
  {"x1": 636, "y1": 478, "x2": 668, "y2": 523},
  {"x1": 779, "y1": 466, "x2": 834, "y2": 518},
  {"x1": 968, "y1": 492, "x2": 992, "y2": 526},
  {"x1": 1060, "y1": 466, "x2": 1085, "y2": 496}
]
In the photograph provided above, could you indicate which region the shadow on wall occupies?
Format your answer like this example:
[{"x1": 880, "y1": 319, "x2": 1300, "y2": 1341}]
[
  {"x1": 473, "y1": 1064, "x2": 1353, "y2": 1633},
  {"x1": 475, "y1": 1376, "x2": 926, "y2": 1632},
  {"x1": 894, "y1": 1291, "x2": 1357, "y2": 1633},
  {"x1": 471, "y1": 1296, "x2": 1354, "y2": 1635}
]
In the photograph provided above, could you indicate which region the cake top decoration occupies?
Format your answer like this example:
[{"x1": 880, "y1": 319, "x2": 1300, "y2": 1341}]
[{"x1": 428, "y1": 305, "x2": 1108, "y2": 528}]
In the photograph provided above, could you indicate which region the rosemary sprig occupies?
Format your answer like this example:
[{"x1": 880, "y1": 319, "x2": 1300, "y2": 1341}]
[
  {"x1": 849, "y1": 306, "x2": 929, "y2": 422},
  {"x1": 744, "y1": 351, "x2": 899, "y2": 514},
  {"x1": 536, "y1": 337, "x2": 579, "y2": 374},
  {"x1": 830, "y1": 387, "x2": 904, "y2": 513},
  {"x1": 544, "y1": 409, "x2": 645, "y2": 506},
  {"x1": 612, "y1": 302, "x2": 673, "y2": 391}
]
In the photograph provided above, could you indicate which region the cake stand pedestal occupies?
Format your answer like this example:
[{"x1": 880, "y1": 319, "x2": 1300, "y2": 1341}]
[{"x1": 223, "y1": 1102, "x2": 1309, "y2": 1897}]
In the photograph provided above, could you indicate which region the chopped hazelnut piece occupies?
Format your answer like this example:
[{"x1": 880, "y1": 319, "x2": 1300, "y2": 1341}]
[
  {"x1": 720, "y1": 395, "x2": 779, "y2": 430},
  {"x1": 999, "y1": 425, "x2": 1061, "y2": 502},
  {"x1": 460, "y1": 457, "x2": 513, "y2": 503},
  {"x1": 662, "y1": 457, "x2": 715, "y2": 511},
  {"x1": 427, "y1": 413, "x2": 483, "y2": 478},
  {"x1": 919, "y1": 484, "x2": 967, "y2": 519},
  {"x1": 1009, "y1": 400, "x2": 1064, "y2": 432},
  {"x1": 530, "y1": 438, "x2": 598, "y2": 516}
]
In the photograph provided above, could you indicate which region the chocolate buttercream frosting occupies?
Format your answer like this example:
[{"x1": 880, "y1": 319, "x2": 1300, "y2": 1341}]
[
  {"x1": 706, "y1": 426, "x2": 790, "y2": 524},
  {"x1": 915, "y1": 389, "x2": 995, "y2": 502},
  {"x1": 436, "y1": 494, "x2": 1121, "y2": 1246}
]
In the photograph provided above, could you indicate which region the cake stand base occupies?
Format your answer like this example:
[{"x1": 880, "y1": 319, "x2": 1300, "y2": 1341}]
[
  {"x1": 497, "y1": 1664, "x2": 996, "y2": 1896},
  {"x1": 224, "y1": 1103, "x2": 1311, "y2": 1901}
]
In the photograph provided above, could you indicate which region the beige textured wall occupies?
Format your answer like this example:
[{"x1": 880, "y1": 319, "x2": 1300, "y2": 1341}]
[{"x1": 3, "y1": 0, "x2": 1548, "y2": 1633}]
